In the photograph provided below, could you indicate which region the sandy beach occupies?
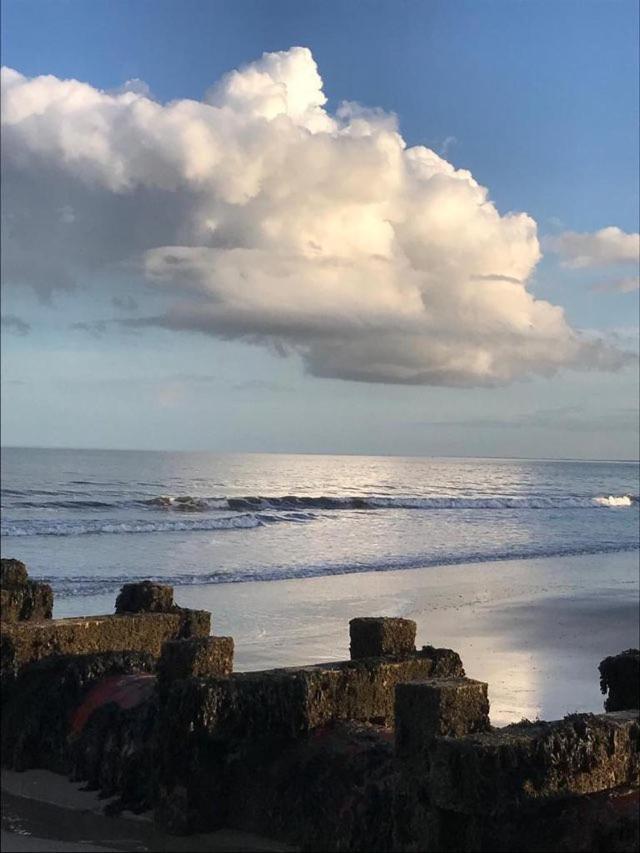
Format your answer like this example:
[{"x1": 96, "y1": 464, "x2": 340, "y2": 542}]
[
  {"x1": 1, "y1": 770, "x2": 294, "y2": 852},
  {"x1": 54, "y1": 549, "x2": 639, "y2": 726}
]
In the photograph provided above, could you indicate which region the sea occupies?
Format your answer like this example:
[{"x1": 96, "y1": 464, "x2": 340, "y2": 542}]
[{"x1": 1, "y1": 447, "x2": 638, "y2": 604}]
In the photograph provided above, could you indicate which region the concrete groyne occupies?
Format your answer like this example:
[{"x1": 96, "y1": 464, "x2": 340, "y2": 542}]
[{"x1": 1, "y1": 558, "x2": 638, "y2": 851}]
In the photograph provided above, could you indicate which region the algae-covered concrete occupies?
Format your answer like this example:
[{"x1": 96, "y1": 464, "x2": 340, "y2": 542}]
[
  {"x1": 158, "y1": 636, "x2": 234, "y2": 686},
  {"x1": 430, "y1": 711, "x2": 640, "y2": 815},
  {"x1": 1, "y1": 610, "x2": 211, "y2": 677},
  {"x1": 159, "y1": 647, "x2": 465, "y2": 743},
  {"x1": 350, "y1": 617, "x2": 417, "y2": 659},
  {"x1": 115, "y1": 582, "x2": 175, "y2": 614},
  {"x1": 1, "y1": 651, "x2": 157, "y2": 772},
  {"x1": 0, "y1": 559, "x2": 53, "y2": 623},
  {"x1": 395, "y1": 678, "x2": 491, "y2": 760},
  {"x1": 600, "y1": 649, "x2": 640, "y2": 712},
  {"x1": 1, "y1": 560, "x2": 29, "y2": 586}
]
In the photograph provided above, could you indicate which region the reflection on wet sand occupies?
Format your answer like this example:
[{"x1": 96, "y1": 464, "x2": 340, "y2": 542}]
[{"x1": 55, "y1": 550, "x2": 639, "y2": 728}]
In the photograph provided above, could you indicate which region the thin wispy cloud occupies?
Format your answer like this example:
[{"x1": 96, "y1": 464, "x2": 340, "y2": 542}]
[
  {"x1": 231, "y1": 379, "x2": 293, "y2": 393},
  {"x1": 416, "y1": 405, "x2": 639, "y2": 432},
  {"x1": 591, "y1": 275, "x2": 639, "y2": 294},
  {"x1": 70, "y1": 320, "x2": 108, "y2": 337},
  {"x1": 1, "y1": 314, "x2": 31, "y2": 335},
  {"x1": 438, "y1": 135, "x2": 458, "y2": 157},
  {"x1": 1, "y1": 49, "x2": 631, "y2": 386},
  {"x1": 111, "y1": 294, "x2": 139, "y2": 312}
]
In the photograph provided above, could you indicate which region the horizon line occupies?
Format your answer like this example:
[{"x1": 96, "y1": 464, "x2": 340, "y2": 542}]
[{"x1": 1, "y1": 444, "x2": 638, "y2": 465}]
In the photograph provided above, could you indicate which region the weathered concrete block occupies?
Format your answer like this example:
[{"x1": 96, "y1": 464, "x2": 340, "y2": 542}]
[
  {"x1": 395, "y1": 678, "x2": 490, "y2": 760},
  {"x1": 428, "y1": 786, "x2": 640, "y2": 853},
  {"x1": 223, "y1": 721, "x2": 396, "y2": 851},
  {"x1": 159, "y1": 636, "x2": 234, "y2": 683},
  {"x1": 600, "y1": 649, "x2": 640, "y2": 712},
  {"x1": 0, "y1": 583, "x2": 53, "y2": 623},
  {"x1": 115, "y1": 581, "x2": 174, "y2": 614},
  {"x1": 1, "y1": 610, "x2": 210, "y2": 677},
  {"x1": 350, "y1": 617, "x2": 417, "y2": 659},
  {"x1": 1, "y1": 588, "x2": 23, "y2": 622},
  {"x1": 160, "y1": 647, "x2": 464, "y2": 745},
  {"x1": 1, "y1": 558, "x2": 29, "y2": 587},
  {"x1": 430, "y1": 711, "x2": 640, "y2": 815},
  {"x1": 0, "y1": 558, "x2": 53, "y2": 623},
  {"x1": 1, "y1": 650, "x2": 157, "y2": 772}
]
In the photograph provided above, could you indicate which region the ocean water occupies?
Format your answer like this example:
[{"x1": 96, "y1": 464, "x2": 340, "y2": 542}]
[{"x1": 1, "y1": 447, "x2": 638, "y2": 601}]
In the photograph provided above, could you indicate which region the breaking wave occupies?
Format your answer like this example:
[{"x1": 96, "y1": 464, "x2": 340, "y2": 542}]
[
  {"x1": 592, "y1": 495, "x2": 636, "y2": 507},
  {"x1": 7, "y1": 492, "x2": 637, "y2": 513},
  {"x1": 1, "y1": 513, "x2": 269, "y2": 537},
  {"x1": 145, "y1": 492, "x2": 637, "y2": 511}
]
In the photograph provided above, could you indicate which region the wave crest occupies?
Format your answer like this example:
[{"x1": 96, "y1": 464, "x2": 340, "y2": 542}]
[
  {"x1": 1, "y1": 513, "x2": 265, "y2": 537},
  {"x1": 141, "y1": 493, "x2": 640, "y2": 512}
]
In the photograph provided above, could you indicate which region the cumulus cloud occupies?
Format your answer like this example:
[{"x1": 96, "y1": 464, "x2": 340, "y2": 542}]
[
  {"x1": 550, "y1": 227, "x2": 639, "y2": 268},
  {"x1": 0, "y1": 48, "x2": 632, "y2": 385}
]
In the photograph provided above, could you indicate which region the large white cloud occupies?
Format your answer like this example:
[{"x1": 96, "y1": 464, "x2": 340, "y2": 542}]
[{"x1": 0, "y1": 48, "x2": 630, "y2": 384}]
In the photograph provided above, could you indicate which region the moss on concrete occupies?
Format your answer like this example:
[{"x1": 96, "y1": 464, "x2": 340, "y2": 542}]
[
  {"x1": 1, "y1": 610, "x2": 211, "y2": 678},
  {"x1": 600, "y1": 649, "x2": 640, "y2": 712},
  {"x1": 0, "y1": 558, "x2": 53, "y2": 623},
  {"x1": 430, "y1": 711, "x2": 640, "y2": 815}
]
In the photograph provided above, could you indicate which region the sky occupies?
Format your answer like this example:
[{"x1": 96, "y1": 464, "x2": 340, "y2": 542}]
[{"x1": 1, "y1": 0, "x2": 639, "y2": 459}]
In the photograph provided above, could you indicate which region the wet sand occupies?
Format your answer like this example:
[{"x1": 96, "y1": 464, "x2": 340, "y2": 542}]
[
  {"x1": 1, "y1": 770, "x2": 294, "y2": 852},
  {"x1": 171, "y1": 549, "x2": 640, "y2": 725},
  {"x1": 54, "y1": 550, "x2": 640, "y2": 724}
]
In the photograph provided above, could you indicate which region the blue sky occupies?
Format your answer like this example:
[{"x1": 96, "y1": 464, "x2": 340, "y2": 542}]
[{"x1": 1, "y1": 0, "x2": 638, "y2": 458}]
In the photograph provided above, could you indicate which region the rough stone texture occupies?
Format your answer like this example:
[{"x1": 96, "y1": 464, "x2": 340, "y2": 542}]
[
  {"x1": 430, "y1": 711, "x2": 640, "y2": 815},
  {"x1": 1, "y1": 650, "x2": 157, "y2": 772},
  {"x1": 600, "y1": 649, "x2": 640, "y2": 712},
  {"x1": 0, "y1": 558, "x2": 53, "y2": 623},
  {"x1": 395, "y1": 678, "x2": 491, "y2": 761},
  {"x1": 428, "y1": 787, "x2": 640, "y2": 853},
  {"x1": 224, "y1": 722, "x2": 397, "y2": 851},
  {"x1": 159, "y1": 636, "x2": 234, "y2": 684},
  {"x1": 350, "y1": 617, "x2": 417, "y2": 659},
  {"x1": 1, "y1": 558, "x2": 29, "y2": 586},
  {"x1": 0, "y1": 584, "x2": 53, "y2": 622},
  {"x1": 160, "y1": 648, "x2": 464, "y2": 743},
  {"x1": 69, "y1": 681, "x2": 159, "y2": 814},
  {"x1": 115, "y1": 581, "x2": 174, "y2": 614},
  {"x1": 1, "y1": 610, "x2": 211, "y2": 678},
  {"x1": 152, "y1": 648, "x2": 463, "y2": 835}
]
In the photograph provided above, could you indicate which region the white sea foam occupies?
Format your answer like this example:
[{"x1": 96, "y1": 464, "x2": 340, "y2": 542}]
[
  {"x1": 38, "y1": 540, "x2": 640, "y2": 598},
  {"x1": 592, "y1": 495, "x2": 634, "y2": 507},
  {"x1": 145, "y1": 493, "x2": 640, "y2": 511},
  {"x1": 0, "y1": 513, "x2": 264, "y2": 537}
]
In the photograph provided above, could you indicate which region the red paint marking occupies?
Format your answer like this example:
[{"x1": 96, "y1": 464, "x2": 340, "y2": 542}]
[{"x1": 70, "y1": 673, "x2": 156, "y2": 735}]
